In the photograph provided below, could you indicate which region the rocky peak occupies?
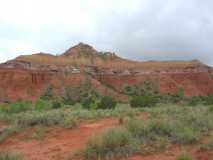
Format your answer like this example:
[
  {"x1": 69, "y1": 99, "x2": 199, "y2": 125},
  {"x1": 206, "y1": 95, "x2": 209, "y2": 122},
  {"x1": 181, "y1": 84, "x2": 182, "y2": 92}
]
[
  {"x1": 62, "y1": 42, "x2": 121, "y2": 61},
  {"x1": 63, "y1": 42, "x2": 98, "y2": 58}
]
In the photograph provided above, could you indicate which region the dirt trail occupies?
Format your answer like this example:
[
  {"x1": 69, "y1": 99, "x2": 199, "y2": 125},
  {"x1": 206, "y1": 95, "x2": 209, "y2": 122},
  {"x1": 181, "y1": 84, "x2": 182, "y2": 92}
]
[
  {"x1": 0, "y1": 118, "x2": 118, "y2": 160},
  {"x1": 1, "y1": 114, "x2": 213, "y2": 160}
]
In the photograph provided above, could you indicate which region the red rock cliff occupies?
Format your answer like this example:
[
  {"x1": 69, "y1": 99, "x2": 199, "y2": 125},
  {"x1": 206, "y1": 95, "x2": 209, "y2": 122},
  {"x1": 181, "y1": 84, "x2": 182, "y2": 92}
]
[{"x1": 0, "y1": 43, "x2": 212, "y2": 101}]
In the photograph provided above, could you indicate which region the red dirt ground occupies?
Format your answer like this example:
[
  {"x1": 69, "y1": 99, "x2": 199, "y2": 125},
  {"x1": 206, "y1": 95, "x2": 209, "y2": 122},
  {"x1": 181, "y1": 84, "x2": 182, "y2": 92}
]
[
  {"x1": 0, "y1": 116, "x2": 213, "y2": 160},
  {"x1": 0, "y1": 118, "x2": 118, "y2": 160}
]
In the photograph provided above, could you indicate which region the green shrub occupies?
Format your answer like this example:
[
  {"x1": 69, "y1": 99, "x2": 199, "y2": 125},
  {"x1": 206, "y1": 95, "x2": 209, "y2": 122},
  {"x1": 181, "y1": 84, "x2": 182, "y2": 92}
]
[
  {"x1": 14, "y1": 110, "x2": 67, "y2": 127},
  {"x1": 62, "y1": 86, "x2": 80, "y2": 105},
  {"x1": 83, "y1": 127, "x2": 138, "y2": 160},
  {"x1": 51, "y1": 99, "x2": 62, "y2": 109},
  {"x1": 123, "y1": 85, "x2": 137, "y2": 95},
  {"x1": 176, "y1": 152, "x2": 193, "y2": 160},
  {"x1": 126, "y1": 118, "x2": 172, "y2": 145},
  {"x1": 35, "y1": 99, "x2": 51, "y2": 111},
  {"x1": 98, "y1": 96, "x2": 117, "y2": 109},
  {"x1": 187, "y1": 96, "x2": 202, "y2": 106},
  {"x1": 81, "y1": 97, "x2": 95, "y2": 109},
  {"x1": 0, "y1": 151, "x2": 22, "y2": 160},
  {"x1": 166, "y1": 86, "x2": 185, "y2": 103},
  {"x1": 0, "y1": 126, "x2": 21, "y2": 143},
  {"x1": 203, "y1": 95, "x2": 213, "y2": 105},
  {"x1": 171, "y1": 127, "x2": 199, "y2": 144},
  {"x1": 201, "y1": 132, "x2": 213, "y2": 150},
  {"x1": 62, "y1": 116, "x2": 78, "y2": 129},
  {"x1": 130, "y1": 95, "x2": 157, "y2": 108},
  {"x1": 40, "y1": 85, "x2": 54, "y2": 100},
  {"x1": 26, "y1": 127, "x2": 48, "y2": 140},
  {"x1": 0, "y1": 101, "x2": 31, "y2": 113},
  {"x1": 125, "y1": 107, "x2": 211, "y2": 146},
  {"x1": 208, "y1": 105, "x2": 213, "y2": 112}
]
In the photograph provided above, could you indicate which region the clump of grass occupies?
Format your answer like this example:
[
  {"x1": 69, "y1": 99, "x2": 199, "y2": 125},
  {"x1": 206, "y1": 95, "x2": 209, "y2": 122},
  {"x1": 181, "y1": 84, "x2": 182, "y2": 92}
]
[
  {"x1": 82, "y1": 127, "x2": 139, "y2": 160},
  {"x1": 124, "y1": 106, "x2": 213, "y2": 150},
  {"x1": 176, "y1": 152, "x2": 193, "y2": 160},
  {"x1": 125, "y1": 118, "x2": 173, "y2": 146},
  {"x1": 0, "y1": 151, "x2": 23, "y2": 160},
  {"x1": 62, "y1": 116, "x2": 78, "y2": 129},
  {"x1": 171, "y1": 126, "x2": 199, "y2": 144},
  {"x1": 25, "y1": 127, "x2": 48, "y2": 140},
  {"x1": 0, "y1": 126, "x2": 21, "y2": 143},
  {"x1": 201, "y1": 132, "x2": 213, "y2": 150},
  {"x1": 0, "y1": 101, "x2": 32, "y2": 114}
]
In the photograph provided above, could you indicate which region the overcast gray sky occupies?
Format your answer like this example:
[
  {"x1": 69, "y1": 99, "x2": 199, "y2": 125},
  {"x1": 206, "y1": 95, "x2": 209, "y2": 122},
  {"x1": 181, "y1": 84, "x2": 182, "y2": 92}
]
[{"x1": 0, "y1": 0, "x2": 213, "y2": 66}]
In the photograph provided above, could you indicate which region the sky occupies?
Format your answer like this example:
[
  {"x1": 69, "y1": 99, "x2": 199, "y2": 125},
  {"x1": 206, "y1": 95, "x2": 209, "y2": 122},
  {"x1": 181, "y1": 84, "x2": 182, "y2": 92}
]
[{"x1": 0, "y1": 0, "x2": 213, "y2": 66}]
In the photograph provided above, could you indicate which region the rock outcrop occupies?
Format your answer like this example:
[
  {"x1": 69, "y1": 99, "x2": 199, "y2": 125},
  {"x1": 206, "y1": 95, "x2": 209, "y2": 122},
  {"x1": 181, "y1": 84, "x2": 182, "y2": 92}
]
[{"x1": 0, "y1": 43, "x2": 213, "y2": 101}]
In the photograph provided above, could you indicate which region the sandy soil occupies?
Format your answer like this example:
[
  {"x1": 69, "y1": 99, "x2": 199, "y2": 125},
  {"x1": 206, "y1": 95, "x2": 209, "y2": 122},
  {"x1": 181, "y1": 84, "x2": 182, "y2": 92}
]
[
  {"x1": 0, "y1": 118, "x2": 118, "y2": 160},
  {"x1": 0, "y1": 114, "x2": 213, "y2": 160}
]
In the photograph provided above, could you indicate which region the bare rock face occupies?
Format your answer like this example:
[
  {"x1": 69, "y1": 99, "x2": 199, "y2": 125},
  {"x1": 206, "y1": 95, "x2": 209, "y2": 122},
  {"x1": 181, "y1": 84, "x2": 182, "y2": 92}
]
[{"x1": 0, "y1": 43, "x2": 213, "y2": 101}]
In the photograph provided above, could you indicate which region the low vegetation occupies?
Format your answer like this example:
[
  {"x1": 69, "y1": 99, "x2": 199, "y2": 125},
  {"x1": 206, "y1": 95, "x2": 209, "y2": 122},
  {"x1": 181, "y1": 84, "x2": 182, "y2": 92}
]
[
  {"x1": 176, "y1": 152, "x2": 193, "y2": 160},
  {"x1": 0, "y1": 151, "x2": 22, "y2": 160},
  {"x1": 83, "y1": 127, "x2": 138, "y2": 160},
  {"x1": 82, "y1": 106, "x2": 213, "y2": 159},
  {"x1": 0, "y1": 104, "x2": 141, "y2": 143},
  {"x1": 201, "y1": 132, "x2": 213, "y2": 150},
  {"x1": 1, "y1": 80, "x2": 213, "y2": 159}
]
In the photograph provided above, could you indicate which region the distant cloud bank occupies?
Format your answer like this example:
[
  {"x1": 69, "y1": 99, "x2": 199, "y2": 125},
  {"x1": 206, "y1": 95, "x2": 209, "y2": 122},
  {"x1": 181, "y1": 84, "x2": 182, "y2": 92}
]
[{"x1": 0, "y1": 0, "x2": 213, "y2": 66}]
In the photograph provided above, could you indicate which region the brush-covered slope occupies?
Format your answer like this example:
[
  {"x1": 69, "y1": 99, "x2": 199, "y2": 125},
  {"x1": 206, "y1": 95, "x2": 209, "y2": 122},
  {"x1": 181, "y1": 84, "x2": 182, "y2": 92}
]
[{"x1": 0, "y1": 43, "x2": 213, "y2": 102}]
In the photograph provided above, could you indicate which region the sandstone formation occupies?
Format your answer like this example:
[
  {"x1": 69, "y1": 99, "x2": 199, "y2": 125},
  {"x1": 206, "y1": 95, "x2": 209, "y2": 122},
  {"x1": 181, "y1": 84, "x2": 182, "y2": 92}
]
[{"x1": 0, "y1": 43, "x2": 213, "y2": 102}]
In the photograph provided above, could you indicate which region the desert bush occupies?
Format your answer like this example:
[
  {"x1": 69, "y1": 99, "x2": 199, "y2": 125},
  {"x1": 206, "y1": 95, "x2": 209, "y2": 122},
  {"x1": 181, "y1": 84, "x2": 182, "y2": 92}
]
[
  {"x1": 168, "y1": 86, "x2": 185, "y2": 103},
  {"x1": 171, "y1": 126, "x2": 199, "y2": 144},
  {"x1": 125, "y1": 106, "x2": 213, "y2": 146},
  {"x1": 0, "y1": 101, "x2": 32, "y2": 113},
  {"x1": 0, "y1": 126, "x2": 21, "y2": 143},
  {"x1": 62, "y1": 116, "x2": 78, "y2": 129},
  {"x1": 83, "y1": 127, "x2": 138, "y2": 160},
  {"x1": 201, "y1": 132, "x2": 213, "y2": 150},
  {"x1": 14, "y1": 110, "x2": 68, "y2": 127},
  {"x1": 123, "y1": 80, "x2": 160, "y2": 97},
  {"x1": 208, "y1": 105, "x2": 213, "y2": 112},
  {"x1": 61, "y1": 80, "x2": 99, "y2": 106},
  {"x1": 123, "y1": 85, "x2": 138, "y2": 96},
  {"x1": 40, "y1": 85, "x2": 54, "y2": 100},
  {"x1": 26, "y1": 127, "x2": 48, "y2": 140},
  {"x1": 62, "y1": 86, "x2": 80, "y2": 105},
  {"x1": 176, "y1": 152, "x2": 193, "y2": 160},
  {"x1": 35, "y1": 99, "x2": 51, "y2": 111},
  {"x1": 98, "y1": 96, "x2": 117, "y2": 109},
  {"x1": 203, "y1": 94, "x2": 213, "y2": 105},
  {"x1": 81, "y1": 97, "x2": 95, "y2": 109},
  {"x1": 126, "y1": 118, "x2": 172, "y2": 145},
  {"x1": 130, "y1": 95, "x2": 157, "y2": 108},
  {"x1": 0, "y1": 151, "x2": 23, "y2": 160},
  {"x1": 141, "y1": 80, "x2": 160, "y2": 96},
  {"x1": 186, "y1": 96, "x2": 202, "y2": 106},
  {"x1": 51, "y1": 99, "x2": 62, "y2": 109}
]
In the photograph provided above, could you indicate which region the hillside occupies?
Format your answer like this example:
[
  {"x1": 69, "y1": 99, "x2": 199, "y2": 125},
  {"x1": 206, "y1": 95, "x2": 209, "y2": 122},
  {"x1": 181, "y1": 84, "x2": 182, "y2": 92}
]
[{"x1": 0, "y1": 43, "x2": 213, "y2": 101}]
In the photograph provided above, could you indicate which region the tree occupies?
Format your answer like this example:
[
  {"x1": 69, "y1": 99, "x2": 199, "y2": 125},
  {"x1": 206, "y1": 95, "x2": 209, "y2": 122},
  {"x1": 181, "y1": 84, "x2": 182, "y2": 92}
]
[
  {"x1": 62, "y1": 86, "x2": 80, "y2": 105},
  {"x1": 98, "y1": 96, "x2": 117, "y2": 109},
  {"x1": 81, "y1": 97, "x2": 95, "y2": 109},
  {"x1": 130, "y1": 95, "x2": 158, "y2": 108},
  {"x1": 123, "y1": 85, "x2": 137, "y2": 96},
  {"x1": 170, "y1": 86, "x2": 185, "y2": 103},
  {"x1": 40, "y1": 85, "x2": 54, "y2": 100}
]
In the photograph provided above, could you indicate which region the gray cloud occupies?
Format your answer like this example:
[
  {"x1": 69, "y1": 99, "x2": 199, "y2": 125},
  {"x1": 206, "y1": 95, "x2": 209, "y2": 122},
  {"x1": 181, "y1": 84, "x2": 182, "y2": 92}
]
[
  {"x1": 0, "y1": 0, "x2": 213, "y2": 66},
  {"x1": 90, "y1": 0, "x2": 213, "y2": 65}
]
